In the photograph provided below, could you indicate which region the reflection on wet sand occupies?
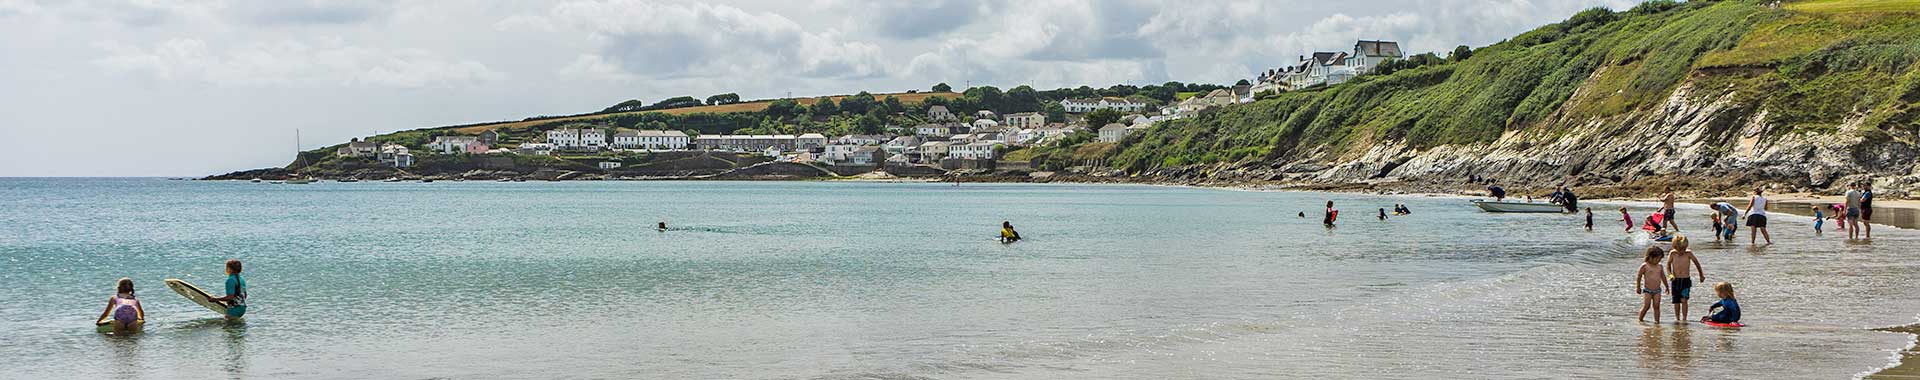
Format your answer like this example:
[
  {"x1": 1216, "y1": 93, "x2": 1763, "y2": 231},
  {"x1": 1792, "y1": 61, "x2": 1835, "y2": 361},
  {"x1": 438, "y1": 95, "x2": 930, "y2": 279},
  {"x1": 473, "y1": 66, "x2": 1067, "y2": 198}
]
[
  {"x1": 105, "y1": 334, "x2": 141, "y2": 379},
  {"x1": 1636, "y1": 324, "x2": 1711, "y2": 379}
]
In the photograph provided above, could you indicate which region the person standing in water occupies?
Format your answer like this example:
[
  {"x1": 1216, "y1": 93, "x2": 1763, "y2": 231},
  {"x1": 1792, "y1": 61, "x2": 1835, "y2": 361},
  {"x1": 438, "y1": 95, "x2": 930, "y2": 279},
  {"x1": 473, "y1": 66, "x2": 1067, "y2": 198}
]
[
  {"x1": 1667, "y1": 236, "x2": 1705, "y2": 323},
  {"x1": 1378, "y1": 208, "x2": 1387, "y2": 220},
  {"x1": 208, "y1": 259, "x2": 247, "y2": 321},
  {"x1": 1660, "y1": 187, "x2": 1680, "y2": 232},
  {"x1": 1845, "y1": 183, "x2": 1863, "y2": 240},
  {"x1": 1744, "y1": 188, "x2": 1772, "y2": 245},
  {"x1": 1861, "y1": 180, "x2": 1875, "y2": 240},
  {"x1": 1584, "y1": 207, "x2": 1594, "y2": 231},
  {"x1": 1620, "y1": 207, "x2": 1634, "y2": 232},
  {"x1": 1323, "y1": 201, "x2": 1339, "y2": 227},
  {"x1": 657, "y1": 221, "x2": 668, "y2": 232},
  {"x1": 999, "y1": 221, "x2": 1021, "y2": 243}
]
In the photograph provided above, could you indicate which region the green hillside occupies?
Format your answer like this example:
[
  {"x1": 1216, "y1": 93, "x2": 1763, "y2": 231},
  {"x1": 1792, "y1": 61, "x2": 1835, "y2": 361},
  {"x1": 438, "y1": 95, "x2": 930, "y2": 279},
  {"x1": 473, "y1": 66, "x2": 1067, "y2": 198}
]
[{"x1": 1069, "y1": 0, "x2": 1920, "y2": 171}]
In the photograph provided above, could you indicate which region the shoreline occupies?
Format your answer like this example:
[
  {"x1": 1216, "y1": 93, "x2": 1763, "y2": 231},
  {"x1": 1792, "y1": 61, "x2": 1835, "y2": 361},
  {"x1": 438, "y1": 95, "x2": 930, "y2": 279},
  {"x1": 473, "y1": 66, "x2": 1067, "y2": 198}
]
[{"x1": 1871, "y1": 323, "x2": 1920, "y2": 380}]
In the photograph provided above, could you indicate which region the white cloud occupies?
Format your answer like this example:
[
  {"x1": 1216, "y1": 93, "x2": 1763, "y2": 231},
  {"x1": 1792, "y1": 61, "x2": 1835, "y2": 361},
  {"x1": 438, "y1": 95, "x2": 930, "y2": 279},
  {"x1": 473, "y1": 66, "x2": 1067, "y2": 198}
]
[
  {"x1": 511, "y1": 0, "x2": 890, "y2": 80},
  {"x1": 92, "y1": 37, "x2": 505, "y2": 88}
]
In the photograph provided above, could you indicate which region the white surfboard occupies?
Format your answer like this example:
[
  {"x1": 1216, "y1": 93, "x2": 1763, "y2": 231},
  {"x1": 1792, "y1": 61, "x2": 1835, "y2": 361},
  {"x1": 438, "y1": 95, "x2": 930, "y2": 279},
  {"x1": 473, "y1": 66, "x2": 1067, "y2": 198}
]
[
  {"x1": 165, "y1": 278, "x2": 229, "y2": 315},
  {"x1": 95, "y1": 315, "x2": 142, "y2": 333}
]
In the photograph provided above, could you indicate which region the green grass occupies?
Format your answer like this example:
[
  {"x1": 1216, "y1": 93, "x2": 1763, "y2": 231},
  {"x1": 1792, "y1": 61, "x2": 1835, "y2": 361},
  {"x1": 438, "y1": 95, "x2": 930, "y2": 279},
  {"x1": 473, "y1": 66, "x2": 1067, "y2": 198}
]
[
  {"x1": 1076, "y1": 0, "x2": 1920, "y2": 172},
  {"x1": 1787, "y1": 0, "x2": 1920, "y2": 14},
  {"x1": 1173, "y1": 92, "x2": 1199, "y2": 100}
]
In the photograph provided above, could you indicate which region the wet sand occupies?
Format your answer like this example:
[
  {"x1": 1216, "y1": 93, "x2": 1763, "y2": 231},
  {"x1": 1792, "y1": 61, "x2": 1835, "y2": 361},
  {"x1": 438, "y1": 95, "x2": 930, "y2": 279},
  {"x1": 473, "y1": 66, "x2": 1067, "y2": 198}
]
[
  {"x1": 1871, "y1": 324, "x2": 1920, "y2": 380},
  {"x1": 1659, "y1": 194, "x2": 1920, "y2": 230}
]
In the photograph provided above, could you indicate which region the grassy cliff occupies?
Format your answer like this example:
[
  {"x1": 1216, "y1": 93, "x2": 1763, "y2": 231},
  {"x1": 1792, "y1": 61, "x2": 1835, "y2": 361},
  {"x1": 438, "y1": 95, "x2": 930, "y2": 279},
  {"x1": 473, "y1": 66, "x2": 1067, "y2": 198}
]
[{"x1": 1088, "y1": 0, "x2": 1920, "y2": 174}]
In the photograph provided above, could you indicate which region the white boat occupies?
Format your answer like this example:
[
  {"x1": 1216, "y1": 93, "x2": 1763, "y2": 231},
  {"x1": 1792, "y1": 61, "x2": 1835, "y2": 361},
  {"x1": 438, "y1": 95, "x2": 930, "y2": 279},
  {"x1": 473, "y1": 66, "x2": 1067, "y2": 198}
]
[{"x1": 1473, "y1": 200, "x2": 1571, "y2": 213}]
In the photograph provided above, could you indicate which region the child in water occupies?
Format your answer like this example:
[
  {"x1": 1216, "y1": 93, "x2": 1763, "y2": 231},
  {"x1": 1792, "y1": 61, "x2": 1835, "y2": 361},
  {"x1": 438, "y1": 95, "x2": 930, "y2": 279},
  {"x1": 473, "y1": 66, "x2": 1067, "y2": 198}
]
[
  {"x1": 1378, "y1": 208, "x2": 1387, "y2": 220},
  {"x1": 1584, "y1": 207, "x2": 1594, "y2": 231},
  {"x1": 1620, "y1": 207, "x2": 1634, "y2": 232},
  {"x1": 1703, "y1": 282, "x2": 1741, "y2": 325},
  {"x1": 1667, "y1": 236, "x2": 1704, "y2": 323},
  {"x1": 208, "y1": 259, "x2": 248, "y2": 320},
  {"x1": 1635, "y1": 246, "x2": 1668, "y2": 323},
  {"x1": 1811, "y1": 206, "x2": 1824, "y2": 234},
  {"x1": 96, "y1": 277, "x2": 144, "y2": 332}
]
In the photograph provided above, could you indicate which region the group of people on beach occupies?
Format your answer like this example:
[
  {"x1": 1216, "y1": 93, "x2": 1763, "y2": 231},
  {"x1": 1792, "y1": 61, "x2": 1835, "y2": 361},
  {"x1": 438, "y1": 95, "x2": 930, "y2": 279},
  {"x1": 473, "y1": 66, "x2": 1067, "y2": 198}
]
[
  {"x1": 1634, "y1": 236, "x2": 1740, "y2": 325},
  {"x1": 97, "y1": 259, "x2": 248, "y2": 333},
  {"x1": 1819, "y1": 180, "x2": 1876, "y2": 240}
]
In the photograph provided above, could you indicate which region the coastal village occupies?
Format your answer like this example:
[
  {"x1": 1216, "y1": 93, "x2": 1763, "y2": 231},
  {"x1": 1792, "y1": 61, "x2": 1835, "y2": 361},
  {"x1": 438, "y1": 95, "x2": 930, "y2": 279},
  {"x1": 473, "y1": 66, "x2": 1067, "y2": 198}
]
[{"x1": 301, "y1": 40, "x2": 1406, "y2": 182}]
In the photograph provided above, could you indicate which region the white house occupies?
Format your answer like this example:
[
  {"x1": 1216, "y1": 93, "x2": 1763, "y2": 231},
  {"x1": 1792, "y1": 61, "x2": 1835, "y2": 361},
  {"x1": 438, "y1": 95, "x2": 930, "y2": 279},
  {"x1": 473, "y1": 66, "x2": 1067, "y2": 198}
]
[
  {"x1": 1257, "y1": 40, "x2": 1402, "y2": 90},
  {"x1": 336, "y1": 138, "x2": 379, "y2": 157},
  {"x1": 949, "y1": 141, "x2": 998, "y2": 160},
  {"x1": 822, "y1": 144, "x2": 860, "y2": 164},
  {"x1": 1004, "y1": 112, "x2": 1044, "y2": 128},
  {"x1": 882, "y1": 135, "x2": 921, "y2": 155},
  {"x1": 927, "y1": 105, "x2": 955, "y2": 121},
  {"x1": 1098, "y1": 123, "x2": 1132, "y2": 143},
  {"x1": 915, "y1": 124, "x2": 952, "y2": 138},
  {"x1": 918, "y1": 141, "x2": 952, "y2": 162},
  {"x1": 429, "y1": 135, "x2": 488, "y2": 154},
  {"x1": 580, "y1": 129, "x2": 607, "y2": 148},
  {"x1": 516, "y1": 142, "x2": 554, "y2": 155},
  {"x1": 846, "y1": 146, "x2": 883, "y2": 166},
  {"x1": 975, "y1": 110, "x2": 996, "y2": 120},
  {"x1": 796, "y1": 133, "x2": 828, "y2": 150},
  {"x1": 971, "y1": 118, "x2": 999, "y2": 130},
  {"x1": 1060, "y1": 97, "x2": 1146, "y2": 113},
  {"x1": 836, "y1": 134, "x2": 885, "y2": 146},
  {"x1": 609, "y1": 129, "x2": 689, "y2": 150},
  {"x1": 547, "y1": 128, "x2": 580, "y2": 147}
]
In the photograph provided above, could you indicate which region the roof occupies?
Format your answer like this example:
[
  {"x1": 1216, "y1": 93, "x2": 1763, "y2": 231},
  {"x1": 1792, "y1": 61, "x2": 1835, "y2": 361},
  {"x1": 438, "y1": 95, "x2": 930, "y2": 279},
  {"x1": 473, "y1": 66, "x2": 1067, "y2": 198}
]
[
  {"x1": 854, "y1": 146, "x2": 881, "y2": 152},
  {"x1": 797, "y1": 133, "x2": 826, "y2": 139},
  {"x1": 1008, "y1": 112, "x2": 1041, "y2": 117},
  {"x1": 637, "y1": 130, "x2": 686, "y2": 137},
  {"x1": 920, "y1": 141, "x2": 951, "y2": 147},
  {"x1": 612, "y1": 129, "x2": 641, "y2": 137},
  {"x1": 928, "y1": 105, "x2": 949, "y2": 113},
  {"x1": 1100, "y1": 123, "x2": 1127, "y2": 131},
  {"x1": 1311, "y1": 52, "x2": 1339, "y2": 65},
  {"x1": 1354, "y1": 40, "x2": 1403, "y2": 58}
]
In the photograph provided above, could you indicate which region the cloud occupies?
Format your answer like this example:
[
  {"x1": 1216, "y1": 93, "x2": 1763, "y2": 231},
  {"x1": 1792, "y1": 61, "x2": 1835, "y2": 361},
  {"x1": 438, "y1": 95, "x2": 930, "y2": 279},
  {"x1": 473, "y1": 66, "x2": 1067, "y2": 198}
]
[
  {"x1": 225, "y1": 0, "x2": 391, "y2": 25},
  {"x1": 512, "y1": 0, "x2": 889, "y2": 80},
  {"x1": 92, "y1": 37, "x2": 505, "y2": 88},
  {"x1": 822, "y1": 0, "x2": 987, "y2": 40}
]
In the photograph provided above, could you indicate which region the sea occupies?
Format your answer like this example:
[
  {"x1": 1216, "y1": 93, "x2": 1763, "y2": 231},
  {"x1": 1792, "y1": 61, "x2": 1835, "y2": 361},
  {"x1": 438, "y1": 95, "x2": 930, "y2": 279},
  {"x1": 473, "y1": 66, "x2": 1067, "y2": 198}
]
[{"x1": 1, "y1": 178, "x2": 1915, "y2": 379}]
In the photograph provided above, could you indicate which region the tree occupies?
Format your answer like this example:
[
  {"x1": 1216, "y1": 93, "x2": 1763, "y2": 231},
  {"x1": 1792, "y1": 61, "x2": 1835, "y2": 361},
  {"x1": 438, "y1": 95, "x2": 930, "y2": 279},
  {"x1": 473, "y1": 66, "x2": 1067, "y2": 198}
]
[
  {"x1": 1449, "y1": 45, "x2": 1474, "y2": 62},
  {"x1": 705, "y1": 93, "x2": 741, "y2": 105},
  {"x1": 1043, "y1": 102, "x2": 1067, "y2": 123},
  {"x1": 1235, "y1": 79, "x2": 1252, "y2": 86},
  {"x1": 602, "y1": 99, "x2": 647, "y2": 113},
  {"x1": 1005, "y1": 85, "x2": 1040, "y2": 113},
  {"x1": 881, "y1": 96, "x2": 905, "y2": 114},
  {"x1": 963, "y1": 86, "x2": 1003, "y2": 112},
  {"x1": 932, "y1": 82, "x2": 952, "y2": 92},
  {"x1": 853, "y1": 114, "x2": 884, "y2": 135},
  {"x1": 764, "y1": 99, "x2": 802, "y2": 120},
  {"x1": 840, "y1": 92, "x2": 877, "y2": 115},
  {"x1": 1085, "y1": 108, "x2": 1123, "y2": 128},
  {"x1": 651, "y1": 96, "x2": 702, "y2": 109},
  {"x1": 810, "y1": 96, "x2": 839, "y2": 117}
]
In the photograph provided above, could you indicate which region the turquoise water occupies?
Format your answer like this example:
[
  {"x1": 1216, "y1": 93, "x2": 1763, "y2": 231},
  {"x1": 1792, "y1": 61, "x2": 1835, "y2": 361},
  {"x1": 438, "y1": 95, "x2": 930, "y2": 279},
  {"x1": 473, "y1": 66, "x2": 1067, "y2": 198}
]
[{"x1": 1, "y1": 178, "x2": 1916, "y2": 379}]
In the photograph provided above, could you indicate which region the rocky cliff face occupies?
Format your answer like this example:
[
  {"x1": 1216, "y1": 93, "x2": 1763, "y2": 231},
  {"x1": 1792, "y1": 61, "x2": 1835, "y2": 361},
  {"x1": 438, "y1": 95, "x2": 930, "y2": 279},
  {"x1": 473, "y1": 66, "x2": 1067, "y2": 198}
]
[{"x1": 1145, "y1": 78, "x2": 1920, "y2": 199}]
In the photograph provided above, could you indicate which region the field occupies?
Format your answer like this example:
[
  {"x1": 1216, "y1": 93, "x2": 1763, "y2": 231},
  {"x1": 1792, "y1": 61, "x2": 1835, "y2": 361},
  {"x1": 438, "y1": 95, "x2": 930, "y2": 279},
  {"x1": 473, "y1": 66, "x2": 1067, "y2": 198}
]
[
  {"x1": 1787, "y1": 0, "x2": 1920, "y2": 14},
  {"x1": 454, "y1": 91, "x2": 961, "y2": 133}
]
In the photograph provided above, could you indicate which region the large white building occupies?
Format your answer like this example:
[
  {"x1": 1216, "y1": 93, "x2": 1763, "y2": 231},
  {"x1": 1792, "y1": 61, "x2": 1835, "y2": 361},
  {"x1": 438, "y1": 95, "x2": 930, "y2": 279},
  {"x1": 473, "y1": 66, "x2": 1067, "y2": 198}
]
[
  {"x1": 1059, "y1": 97, "x2": 1146, "y2": 113},
  {"x1": 611, "y1": 129, "x2": 689, "y2": 150},
  {"x1": 948, "y1": 142, "x2": 998, "y2": 160}
]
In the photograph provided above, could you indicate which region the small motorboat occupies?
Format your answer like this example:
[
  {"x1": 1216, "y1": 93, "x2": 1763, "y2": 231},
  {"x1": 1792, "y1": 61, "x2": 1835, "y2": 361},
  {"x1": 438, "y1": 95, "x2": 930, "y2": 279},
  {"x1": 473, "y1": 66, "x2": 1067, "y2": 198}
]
[{"x1": 1472, "y1": 200, "x2": 1571, "y2": 213}]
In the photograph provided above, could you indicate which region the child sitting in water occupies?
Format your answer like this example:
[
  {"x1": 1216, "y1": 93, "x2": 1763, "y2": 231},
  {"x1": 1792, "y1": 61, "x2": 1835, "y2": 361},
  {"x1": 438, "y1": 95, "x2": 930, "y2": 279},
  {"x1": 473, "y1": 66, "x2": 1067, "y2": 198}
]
[
  {"x1": 1635, "y1": 246, "x2": 1668, "y2": 323},
  {"x1": 97, "y1": 278, "x2": 144, "y2": 332},
  {"x1": 208, "y1": 259, "x2": 248, "y2": 320},
  {"x1": 1703, "y1": 282, "x2": 1740, "y2": 325}
]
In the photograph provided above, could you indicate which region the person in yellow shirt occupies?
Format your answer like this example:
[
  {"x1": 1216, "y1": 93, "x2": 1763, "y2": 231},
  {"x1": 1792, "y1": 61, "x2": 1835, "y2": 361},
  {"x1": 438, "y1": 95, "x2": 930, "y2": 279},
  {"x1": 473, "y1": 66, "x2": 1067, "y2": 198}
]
[{"x1": 1000, "y1": 221, "x2": 1021, "y2": 243}]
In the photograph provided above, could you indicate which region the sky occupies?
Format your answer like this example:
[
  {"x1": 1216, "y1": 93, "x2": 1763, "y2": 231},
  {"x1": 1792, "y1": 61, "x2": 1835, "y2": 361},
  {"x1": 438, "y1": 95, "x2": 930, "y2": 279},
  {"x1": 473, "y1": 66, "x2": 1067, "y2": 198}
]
[{"x1": 0, "y1": 0, "x2": 1646, "y2": 177}]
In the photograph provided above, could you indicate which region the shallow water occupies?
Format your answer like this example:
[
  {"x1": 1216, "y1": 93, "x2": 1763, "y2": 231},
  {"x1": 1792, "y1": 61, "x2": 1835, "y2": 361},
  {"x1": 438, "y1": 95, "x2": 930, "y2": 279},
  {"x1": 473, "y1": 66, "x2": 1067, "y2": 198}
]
[{"x1": 1, "y1": 178, "x2": 1916, "y2": 379}]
